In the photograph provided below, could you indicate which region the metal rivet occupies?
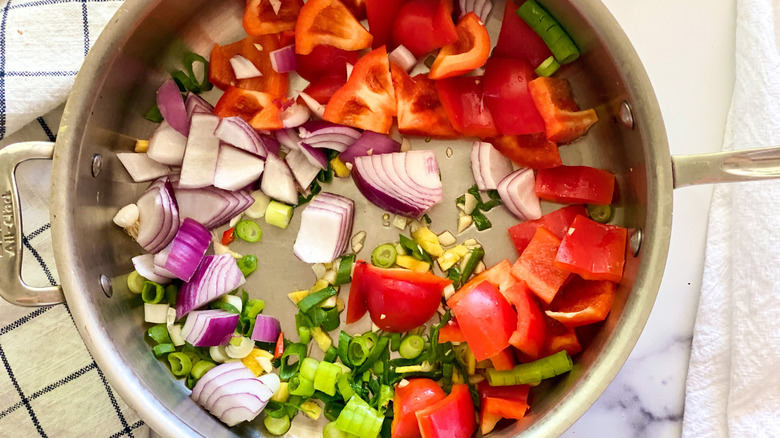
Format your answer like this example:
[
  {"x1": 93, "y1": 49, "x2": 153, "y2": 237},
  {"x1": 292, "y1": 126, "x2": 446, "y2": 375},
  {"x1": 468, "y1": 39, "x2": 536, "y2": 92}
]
[
  {"x1": 619, "y1": 101, "x2": 634, "y2": 130},
  {"x1": 629, "y1": 229, "x2": 642, "y2": 256},
  {"x1": 99, "y1": 274, "x2": 113, "y2": 298},
  {"x1": 91, "y1": 154, "x2": 103, "y2": 177}
]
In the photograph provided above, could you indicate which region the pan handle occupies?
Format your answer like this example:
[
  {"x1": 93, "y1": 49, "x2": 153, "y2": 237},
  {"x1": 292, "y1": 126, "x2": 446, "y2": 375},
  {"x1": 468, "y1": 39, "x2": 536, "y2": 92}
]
[
  {"x1": 0, "y1": 142, "x2": 64, "y2": 306},
  {"x1": 672, "y1": 146, "x2": 780, "y2": 188}
]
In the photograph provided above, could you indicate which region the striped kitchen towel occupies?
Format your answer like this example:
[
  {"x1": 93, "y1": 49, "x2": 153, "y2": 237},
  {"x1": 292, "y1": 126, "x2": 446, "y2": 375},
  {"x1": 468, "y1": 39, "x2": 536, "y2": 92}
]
[{"x1": 0, "y1": 0, "x2": 152, "y2": 436}]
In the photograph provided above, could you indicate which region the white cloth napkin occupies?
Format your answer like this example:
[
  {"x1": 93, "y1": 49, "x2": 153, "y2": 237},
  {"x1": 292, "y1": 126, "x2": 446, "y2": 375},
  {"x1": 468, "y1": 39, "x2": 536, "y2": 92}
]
[{"x1": 683, "y1": 0, "x2": 780, "y2": 435}]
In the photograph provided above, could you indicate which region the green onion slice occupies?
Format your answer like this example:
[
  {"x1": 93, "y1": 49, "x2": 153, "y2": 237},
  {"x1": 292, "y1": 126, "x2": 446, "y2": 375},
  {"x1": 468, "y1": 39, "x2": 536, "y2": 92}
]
[
  {"x1": 587, "y1": 204, "x2": 613, "y2": 223},
  {"x1": 298, "y1": 286, "x2": 337, "y2": 313},
  {"x1": 314, "y1": 361, "x2": 342, "y2": 396},
  {"x1": 141, "y1": 281, "x2": 165, "y2": 304},
  {"x1": 264, "y1": 413, "x2": 291, "y2": 436},
  {"x1": 486, "y1": 350, "x2": 574, "y2": 386},
  {"x1": 370, "y1": 243, "x2": 397, "y2": 268},
  {"x1": 334, "y1": 395, "x2": 383, "y2": 438},
  {"x1": 399, "y1": 335, "x2": 425, "y2": 360},
  {"x1": 167, "y1": 352, "x2": 192, "y2": 377},
  {"x1": 147, "y1": 324, "x2": 172, "y2": 345},
  {"x1": 152, "y1": 343, "x2": 175, "y2": 358},
  {"x1": 517, "y1": 0, "x2": 580, "y2": 64},
  {"x1": 334, "y1": 254, "x2": 356, "y2": 285},
  {"x1": 235, "y1": 220, "x2": 263, "y2": 242},
  {"x1": 301, "y1": 357, "x2": 320, "y2": 381},
  {"x1": 535, "y1": 55, "x2": 561, "y2": 77},
  {"x1": 337, "y1": 331, "x2": 353, "y2": 368},
  {"x1": 280, "y1": 343, "x2": 308, "y2": 381},
  {"x1": 127, "y1": 271, "x2": 147, "y2": 294},
  {"x1": 237, "y1": 255, "x2": 259, "y2": 278},
  {"x1": 288, "y1": 375, "x2": 316, "y2": 398}
]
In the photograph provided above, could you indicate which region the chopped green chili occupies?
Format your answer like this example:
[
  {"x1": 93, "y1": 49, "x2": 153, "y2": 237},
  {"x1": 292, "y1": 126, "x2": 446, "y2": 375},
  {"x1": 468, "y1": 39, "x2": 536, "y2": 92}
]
[
  {"x1": 147, "y1": 324, "x2": 171, "y2": 345},
  {"x1": 280, "y1": 343, "x2": 307, "y2": 381},
  {"x1": 447, "y1": 266, "x2": 463, "y2": 289},
  {"x1": 298, "y1": 180, "x2": 322, "y2": 205},
  {"x1": 209, "y1": 300, "x2": 240, "y2": 314},
  {"x1": 237, "y1": 255, "x2": 259, "y2": 278},
  {"x1": 141, "y1": 281, "x2": 165, "y2": 304},
  {"x1": 235, "y1": 220, "x2": 263, "y2": 242},
  {"x1": 298, "y1": 286, "x2": 337, "y2": 313},
  {"x1": 172, "y1": 70, "x2": 198, "y2": 93},
  {"x1": 306, "y1": 307, "x2": 328, "y2": 327},
  {"x1": 399, "y1": 234, "x2": 432, "y2": 263},
  {"x1": 182, "y1": 52, "x2": 212, "y2": 92},
  {"x1": 167, "y1": 352, "x2": 192, "y2": 377},
  {"x1": 152, "y1": 343, "x2": 176, "y2": 358},
  {"x1": 486, "y1": 350, "x2": 574, "y2": 386},
  {"x1": 399, "y1": 335, "x2": 425, "y2": 359},
  {"x1": 471, "y1": 209, "x2": 492, "y2": 231},
  {"x1": 127, "y1": 271, "x2": 147, "y2": 294},
  {"x1": 370, "y1": 243, "x2": 397, "y2": 268},
  {"x1": 334, "y1": 254, "x2": 356, "y2": 285}
]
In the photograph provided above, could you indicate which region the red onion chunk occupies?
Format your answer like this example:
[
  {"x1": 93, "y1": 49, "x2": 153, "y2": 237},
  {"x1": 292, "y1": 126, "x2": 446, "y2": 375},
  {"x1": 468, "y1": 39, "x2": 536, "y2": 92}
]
[
  {"x1": 459, "y1": 0, "x2": 492, "y2": 22},
  {"x1": 137, "y1": 177, "x2": 180, "y2": 254},
  {"x1": 388, "y1": 45, "x2": 417, "y2": 72},
  {"x1": 192, "y1": 364, "x2": 280, "y2": 427},
  {"x1": 174, "y1": 184, "x2": 253, "y2": 230},
  {"x1": 299, "y1": 141, "x2": 328, "y2": 169},
  {"x1": 180, "y1": 114, "x2": 221, "y2": 189},
  {"x1": 281, "y1": 102, "x2": 311, "y2": 129},
  {"x1": 148, "y1": 121, "x2": 188, "y2": 166},
  {"x1": 340, "y1": 130, "x2": 401, "y2": 164},
  {"x1": 152, "y1": 246, "x2": 177, "y2": 279},
  {"x1": 293, "y1": 193, "x2": 354, "y2": 263},
  {"x1": 251, "y1": 314, "x2": 282, "y2": 343},
  {"x1": 116, "y1": 153, "x2": 172, "y2": 182},
  {"x1": 497, "y1": 168, "x2": 542, "y2": 221},
  {"x1": 298, "y1": 92, "x2": 325, "y2": 119},
  {"x1": 230, "y1": 54, "x2": 263, "y2": 79},
  {"x1": 176, "y1": 254, "x2": 247, "y2": 319},
  {"x1": 285, "y1": 149, "x2": 320, "y2": 189},
  {"x1": 214, "y1": 145, "x2": 265, "y2": 192},
  {"x1": 181, "y1": 309, "x2": 240, "y2": 346},
  {"x1": 270, "y1": 44, "x2": 296, "y2": 73},
  {"x1": 132, "y1": 254, "x2": 171, "y2": 284},
  {"x1": 313, "y1": 193, "x2": 354, "y2": 256},
  {"x1": 157, "y1": 79, "x2": 189, "y2": 136},
  {"x1": 214, "y1": 117, "x2": 269, "y2": 158},
  {"x1": 185, "y1": 92, "x2": 214, "y2": 117},
  {"x1": 191, "y1": 362, "x2": 249, "y2": 402},
  {"x1": 164, "y1": 218, "x2": 211, "y2": 282},
  {"x1": 473, "y1": 141, "x2": 513, "y2": 190},
  {"x1": 261, "y1": 153, "x2": 299, "y2": 205},
  {"x1": 298, "y1": 121, "x2": 361, "y2": 153},
  {"x1": 274, "y1": 128, "x2": 300, "y2": 152}
]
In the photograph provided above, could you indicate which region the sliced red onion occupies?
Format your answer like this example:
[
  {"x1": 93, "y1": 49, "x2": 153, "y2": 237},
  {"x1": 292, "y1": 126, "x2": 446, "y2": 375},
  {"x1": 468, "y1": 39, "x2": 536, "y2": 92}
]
[
  {"x1": 185, "y1": 92, "x2": 214, "y2": 117},
  {"x1": 157, "y1": 79, "x2": 189, "y2": 136},
  {"x1": 116, "y1": 153, "x2": 172, "y2": 182},
  {"x1": 148, "y1": 121, "x2": 188, "y2": 166},
  {"x1": 298, "y1": 121, "x2": 361, "y2": 153},
  {"x1": 180, "y1": 114, "x2": 220, "y2": 189},
  {"x1": 274, "y1": 128, "x2": 300, "y2": 152},
  {"x1": 497, "y1": 168, "x2": 542, "y2": 221},
  {"x1": 345, "y1": 62, "x2": 354, "y2": 79},
  {"x1": 176, "y1": 254, "x2": 247, "y2": 319},
  {"x1": 388, "y1": 45, "x2": 417, "y2": 72},
  {"x1": 472, "y1": 141, "x2": 513, "y2": 190},
  {"x1": 164, "y1": 218, "x2": 211, "y2": 282},
  {"x1": 298, "y1": 141, "x2": 328, "y2": 169},
  {"x1": 152, "y1": 245, "x2": 177, "y2": 279},
  {"x1": 131, "y1": 254, "x2": 171, "y2": 284},
  {"x1": 270, "y1": 44, "x2": 296, "y2": 73},
  {"x1": 214, "y1": 145, "x2": 266, "y2": 191},
  {"x1": 214, "y1": 117, "x2": 269, "y2": 158},
  {"x1": 260, "y1": 153, "x2": 298, "y2": 205},
  {"x1": 298, "y1": 91, "x2": 325, "y2": 118},
  {"x1": 192, "y1": 363, "x2": 279, "y2": 427},
  {"x1": 340, "y1": 130, "x2": 401, "y2": 164},
  {"x1": 230, "y1": 55, "x2": 263, "y2": 80},
  {"x1": 293, "y1": 193, "x2": 354, "y2": 263},
  {"x1": 181, "y1": 309, "x2": 240, "y2": 346},
  {"x1": 458, "y1": 0, "x2": 492, "y2": 22},
  {"x1": 251, "y1": 314, "x2": 281, "y2": 343},
  {"x1": 352, "y1": 151, "x2": 442, "y2": 218},
  {"x1": 281, "y1": 102, "x2": 311, "y2": 128},
  {"x1": 137, "y1": 177, "x2": 180, "y2": 254},
  {"x1": 285, "y1": 148, "x2": 320, "y2": 188},
  {"x1": 191, "y1": 362, "x2": 248, "y2": 401},
  {"x1": 174, "y1": 183, "x2": 254, "y2": 230}
]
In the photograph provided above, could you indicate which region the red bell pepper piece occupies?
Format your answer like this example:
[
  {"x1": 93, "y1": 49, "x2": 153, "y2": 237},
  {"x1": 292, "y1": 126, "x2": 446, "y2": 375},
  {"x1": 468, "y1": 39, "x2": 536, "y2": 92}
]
[
  {"x1": 392, "y1": 378, "x2": 446, "y2": 438},
  {"x1": 502, "y1": 281, "x2": 547, "y2": 360},
  {"x1": 341, "y1": 0, "x2": 367, "y2": 20},
  {"x1": 510, "y1": 227, "x2": 570, "y2": 305},
  {"x1": 483, "y1": 57, "x2": 546, "y2": 136},
  {"x1": 416, "y1": 384, "x2": 477, "y2": 438},
  {"x1": 243, "y1": 0, "x2": 303, "y2": 36},
  {"x1": 508, "y1": 205, "x2": 587, "y2": 254},
  {"x1": 488, "y1": 347, "x2": 517, "y2": 371},
  {"x1": 543, "y1": 315, "x2": 581, "y2": 357},
  {"x1": 481, "y1": 397, "x2": 530, "y2": 434},
  {"x1": 528, "y1": 76, "x2": 598, "y2": 144},
  {"x1": 487, "y1": 133, "x2": 561, "y2": 170},
  {"x1": 390, "y1": 62, "x2": 459, "y2": 138},
  {"x1": 447, "y1": 259, "x2": 517, "y2": 310},
  {"x1": 209, "y1": 35, "x2": 289, "y2": 98},
  {"x1": 546, "y1": 275, "x2": 617, "y2": 327},
  {"x1": 477, "y1": 379, "x2": 530, "y2": 403},
  {"x1": 392, "y1": 0, "x2": 458, "y2": 58},
  {"x1": 555, "y1": 215, "x2": 627, "y2": 283},
  {"x1": 273, "y1": 331, "x2": 285, "y2": 359},
  {"x1": 366, "y1": 0, "x2": 403, "y2": 48},
  {"x1": 493, "y1": 0, "x2": 552, "y2": 67},
  {"x1": 436, "y1": 75, "x2": 500, "y2": 138},
  {"x1": 294, "y1": 0, "x2": 373, "y2": 55},
  {"x1": 448, "y1": 281, "x2": 517, "y2": 361},
  {"x1": 298, "y1": 74, "x2": 347, "y2": 105},
  {"x1": 437, "y1": 318, "x2": 467, "y2": 343},
  {"x1": 323, "y1": 46, "x2": 397, "y2": 133},
  {"x1": 428, "y1": 12, "x2": 491, "y2": 80},
  {"x1": 295, "y1": 45, "x2": 360, "y2": 82},
  {"x1": 213, "y1": 87, "x2": 284, "y2": 131},
  {"x1": 535, "y1": 165, "x2": 615, "y2": 205},
  {"x1": 346, "y1": 260, "x2": 368, "y2": 324},
  {"x1": 221, "y1": 228, "x2": 235, "y2": 246}
]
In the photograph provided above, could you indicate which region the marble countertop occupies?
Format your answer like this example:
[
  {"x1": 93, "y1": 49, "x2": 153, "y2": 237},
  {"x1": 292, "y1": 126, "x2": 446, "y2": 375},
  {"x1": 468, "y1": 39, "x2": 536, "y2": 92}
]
[{"x1": 564, "y1": 1, "x2": 736, "y2": 436}]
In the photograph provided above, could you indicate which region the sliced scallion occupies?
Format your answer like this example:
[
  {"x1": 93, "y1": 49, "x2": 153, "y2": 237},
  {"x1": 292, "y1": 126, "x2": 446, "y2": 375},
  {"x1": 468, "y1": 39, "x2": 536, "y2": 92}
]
[
  {"x1": 244, "y1": 298, "x2": 265, "y2": 319},
  {"x1": 301, "y1": 357, "x2": 320, "y2": 381},
  {"x1": 235, "y1": 220, "x2": 263, "y2": 242},
  {"x1": 288, "y1": 374, "x2": 316, "y2": 398},
  {"x1": 264, "y1": 414, "x2": 291, "y2": 436},
  {"x1": 348, "y1": 336, "x2": 371, "y2": 367},
  {"x1": 164, "y1": 284, "x2": 178, "y2": 306},
  {"x1": 314, "y1": 360, "x2": 342, "y2": 396},
  {"x1": 265, "y1": 201, "x2": 294, "y2": 229},
  {"x1": 399, "y1": 335, "x2": 425, "y2": 359},
  {"x1": 486, "y1": 350, "x2": 574, "y2": 386},
  {"x1": 141, "y1": 281, "x2": 165, "y2": 304},
  {"x1": 147, "y1": 324, "x2": 172, "y2": 345},
  {"x1": 167, "y1": 352, "x2": 192, "y2": 377},
  {"x1": 321, "y1": 307, "x2": 341, "y2": 332},
  {"x1": 535, "y1": 55, "x2": 561, "y2": 77},
  {"x1": 460, "y1": 246, "x2": 485, "y2": 283},
  {"x1": 152, "y1": 343, "x2": 175, "y2": 358},
  {"x1": 587, "y1": 204, "x2": 613, "y2": 223},
  {"x1": 334, "y1": 254, "x2": 356, "y2": 285},
  {"x1": 237, "y1": 255, "x2": 259, "y2": 278},
  {"x1": 298, "y1": 286, "x2": 338, "y2": 313},
  {"x1": 517, "y1": 0, "x2": 580, "y2": 64},
  {"x1": 370, "y1": 243, "x2": 397, "y2": 268},
  {"x1": 280, "y1": 343, "x2": 307, "y2": 381},
  {"x1": 338, "y1": 331, "x2": 353, "y2": 368},
  {"x1": 334, "y1": 395, "x2": 383, "y2": 438},
  {"x1": 127, "y1": 271, "x2": 146, "y2": 294}
]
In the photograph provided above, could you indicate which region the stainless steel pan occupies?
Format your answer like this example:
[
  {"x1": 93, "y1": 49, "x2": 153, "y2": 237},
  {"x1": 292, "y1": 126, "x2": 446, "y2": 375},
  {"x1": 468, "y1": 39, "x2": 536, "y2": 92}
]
[{"x1": 1, "y1": 0, "x2": 778, "y2": 436}]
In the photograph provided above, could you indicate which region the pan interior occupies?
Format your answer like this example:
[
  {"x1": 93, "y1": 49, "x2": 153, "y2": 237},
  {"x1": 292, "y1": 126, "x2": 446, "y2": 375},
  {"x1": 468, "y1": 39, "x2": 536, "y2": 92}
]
[{"x1": 52, "y1": 0, "x2": 672, "y2": 436}]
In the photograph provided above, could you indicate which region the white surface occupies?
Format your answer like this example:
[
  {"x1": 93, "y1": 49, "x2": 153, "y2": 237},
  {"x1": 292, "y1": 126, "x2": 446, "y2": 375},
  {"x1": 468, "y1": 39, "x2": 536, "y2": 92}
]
[{"x1": 564, "y1": 1, "x2": 737, "y2": 436}]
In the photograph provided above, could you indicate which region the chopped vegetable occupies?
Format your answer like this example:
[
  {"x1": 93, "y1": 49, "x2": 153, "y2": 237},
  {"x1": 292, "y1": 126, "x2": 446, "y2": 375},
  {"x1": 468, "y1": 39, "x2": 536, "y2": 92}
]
[
  {"x1": 486, "y1": 350, "x2": 573, "y2": 386},
  {"x1": 180, "y1": 310, "x2": 240, "y2": 347},
  {"x1": 510, "y1": 227, "x2": 570, "y2": 305},
  {"x1": 265, "y1": 200, "x2": 294, "y2": 229},
  {"x1": 517, "y1": 0, "x2": 579, "y2": 64},
  {"x1": 370, "y1": 243, "x2": 397, "y2": 268},
  {"x1": 334, "y1": 394, "x2": 383, "y2": 438},
  {"x1": 293, "y1": 193, "x2": 355, "y2": 263},
  {"x1": 554, "y1": 215, "x2": 627, "y2": 283},
  {"x1": 429, "y1": 12, "x2": 490, "y2": 80},
  {"x1": 527, "y1": 76, "x2": 598, "y2": 144},
  {"x1": 294, "y1": 0, "x2": 373, "y2": 55}
]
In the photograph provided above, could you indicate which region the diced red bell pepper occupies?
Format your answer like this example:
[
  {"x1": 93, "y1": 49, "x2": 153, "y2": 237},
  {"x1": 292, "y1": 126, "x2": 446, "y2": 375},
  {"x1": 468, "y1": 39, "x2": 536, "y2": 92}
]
[
  {"x1": 449, "y1": 281, "x2": 517, "y2": 361},
  {"x1": 481, "y1": 397, "x2": 530, "y2": 435},
  {"x1": 341, "y1": 0, "x2": 367, "y2": 20},
  {"x1": 436, "y1": 75, "x2": 500, "y2": 138},
  {"x1": 243, "y1": 0, "x2": 303, "y2": 36},
  {"x1": 221, "y1": 228, "x2": 235, "y2": 246},
  {"x1": 294, "y1": 0, "x2": 373, "y2": 55},
  {"x1": 298, "y1": 74, "x2": 347, "y2": 105},
  {"x1": 429, "y1": 12, "x2": 491, "y2": 80},
  {"x1": 488, "y1": 347, "x2": 517, "y2": 371},
  {"x1": 392, "y1": 0, "x2": 458, "y2": 58},
  {"x1": 390, "y1": 62, "x2": 459, "y2": 138},
  {"x1": 323, "y1": 46, "x2": 397, "y2": 133},
  {"x1": 416, "y1": 384, "x2": 477, "y2": 438},
  {"x1": 438, "y1": 318, "x2": 467, "y2": 343},
  {"x1": 477, "y1": 379, "x2": 530, "y2": 403},
  {"x1": 493, "y1": 0, "x2": 552, "y2": 67},
  {"x1": 528, "y1": 76, "x2": 598, "y2": 144},
  {"x1": 392, "y1": 378, "x2": 446, "y2": 438},
  {"x1": 542, "y1": 316, "x2": 581, "y2": 357},
  {"x1": 209, "y1": 35, "x2": 289, "y2": 98},
  {"x1": 213, "y1": 87, "x2": 284, "y2": 131},
  {"x1": 546, "y1": 275, "x2": 617, "y2": 327},
  {"x1": 510, "y1": 227, "x2": 570, "y2": 305},
  {"x1": 508, "y1": 205, "x2": 587, "y2": 255},
  {"x1": 535, "y1": 165, "x2": 615, "y2": 205},
  {"x1": 346, "y1": 260, "x2": 368, "y2": 324},
  {"x1": 447, "y1": 259, "x2": 517, "y2": 308},
  {"x1": 295, "y1": 45, "x2": 360, "y2": 82},
  {"x1": 555, "y1": 215, "x2": 627, "y2": 283},
  {"x1": 483, "y1": 57, "x2": 546, "y2": 136},
  {"x1": 487, "y1": 133, "x2": 561, "y2": 169},
  {"x1": 502, "y1": 281, "x2": 547, "y2": 360},
  {"x1": 366, "y1": 0, "x2": 403, "y2": 49}
]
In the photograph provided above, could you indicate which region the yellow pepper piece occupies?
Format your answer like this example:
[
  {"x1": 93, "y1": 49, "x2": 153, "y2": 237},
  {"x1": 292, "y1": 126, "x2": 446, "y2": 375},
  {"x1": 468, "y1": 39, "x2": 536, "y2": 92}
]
[
  {"x1": 134, "y1": 139, "x2": 149, "y2": 153},
  {"x1": 271, "y1": 382, "x2": 290, "y2": 403},
  {"x1": 395, "y1": 255, "x2": 430, "y2": 273},
  {"x1": 241, "y1": 348, "x2": 274, "y2": 377},
  {"x1": 330, "y1": 156, "x2": 351, "y2": 178},
  {"x1": 436, "y1": 244, "x2": 470, "y2": 271},
  {"x1": 288, "y1": 290, "x2": 311, "y2": 305},
  {"x1": 310, "y1": 327, "x2": 333, "y2": 352},
  {"x1": 411, "y1": 226, "x2": 445, "y2": 257},
  {"x1": 300, "y1": 400, "x2": 323, "y2": 420},
  {"x1": 311, "y1": 279, "x2": 330, "y2": 293}
]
